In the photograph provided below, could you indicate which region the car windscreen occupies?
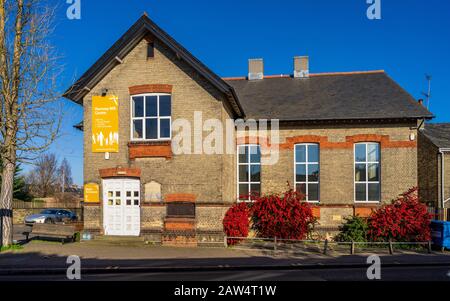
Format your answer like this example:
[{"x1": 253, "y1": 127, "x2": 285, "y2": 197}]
[{"x1": 41, "y1": 209, "x2": 58, "y2": 215}]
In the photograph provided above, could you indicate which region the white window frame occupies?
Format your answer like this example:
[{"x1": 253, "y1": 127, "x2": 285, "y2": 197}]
[
  {"x1": 130, "y1": 93, "x2": 172, "y2": 141},
  {"x1": 354, "y1": 142, "x2": 381, "y2": 203},
  {"x1": 237, "y1": 144, "x2": 261, "y2": 202},
  {"x1": 294, "y1": 143, "x2": 320, "y2": 203}
]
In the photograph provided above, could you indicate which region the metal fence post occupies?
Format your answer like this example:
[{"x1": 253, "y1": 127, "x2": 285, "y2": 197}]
[
  {"x1": 223, "y1": 236, "x2": 228, "y2": 248},
  {"x1": 428, "y1": 241, "x2": 432, "y2": 254},
  {"x1": 323, "y1": 239, "x2": 329, "y2": 255},
  {"x1": 350, "y1": 241, "x2": 355, "y2": 255},
  {"x1": 274, "y1": 237, "x2": 277, "y2": 252}
]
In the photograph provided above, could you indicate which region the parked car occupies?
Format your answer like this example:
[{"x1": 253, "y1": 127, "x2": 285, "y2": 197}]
[{"x1": 24, "y1": 209, "x2": 78, "y2": 225}]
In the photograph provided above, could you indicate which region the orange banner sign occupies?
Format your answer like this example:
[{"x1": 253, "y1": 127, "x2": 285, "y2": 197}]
[
  {"x1": 84, "y1": 183, "x2": 100, "y2": 203},
  {"x1": 92, "y1": 95, "x2": 119, "y2": 153}
]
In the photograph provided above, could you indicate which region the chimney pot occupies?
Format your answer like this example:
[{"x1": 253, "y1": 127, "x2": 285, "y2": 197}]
[
  {"x1": 294, "y1": 56, "x2": 309, "y2": 78},
  {"x1": 418, "y1": 99, "x2": 424, "y2": 106},
  {"x1": 248, "y1": 58, "x2": 264, "y2": 80}
]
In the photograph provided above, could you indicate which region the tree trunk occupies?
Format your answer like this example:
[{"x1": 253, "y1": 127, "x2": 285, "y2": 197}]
[{"x1": 0, "y1": 161, "x2": 14, "y2": 246}]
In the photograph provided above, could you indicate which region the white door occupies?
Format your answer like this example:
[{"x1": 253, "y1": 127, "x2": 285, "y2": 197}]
[{"x1": 103, "y1": 179, "x2": 140, "y2": 236}]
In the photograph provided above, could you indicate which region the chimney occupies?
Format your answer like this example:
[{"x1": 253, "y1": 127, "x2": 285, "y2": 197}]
[
  {"x1": 418, "y1": 99, "x2": 424, "y2": 106},
  {"x1": 248, "y1": 58, "x2": 264, "y2": 80},
  {"x1": 294, "y1": 56, "x2": 309, "y2": 78}
]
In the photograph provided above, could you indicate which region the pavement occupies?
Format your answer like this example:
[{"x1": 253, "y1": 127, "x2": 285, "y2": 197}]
[{"x1": 2, "y1": 224, "x2": 450, "y2": 281}]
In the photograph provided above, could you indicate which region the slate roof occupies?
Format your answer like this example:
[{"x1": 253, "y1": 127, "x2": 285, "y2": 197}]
[
  {"x1": 421, "y1": 123, "x2": 450, "y2": 149},
  {"x1": 225, "y1": 71, "x2": 433, "y2": 121},
  {"x1": 63, "y1": 14, "x2": 244, "y2": 118}
]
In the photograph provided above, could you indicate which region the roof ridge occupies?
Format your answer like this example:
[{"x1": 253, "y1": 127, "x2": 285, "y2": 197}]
[{"x1": 222, "y1": 70, "x2": 385, "y2": 81}]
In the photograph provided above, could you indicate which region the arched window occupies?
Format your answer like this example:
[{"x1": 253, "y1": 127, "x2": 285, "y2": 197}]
[
  {"x1": 131, "y1": 93, "x2": 171, "y2": 140},
  {"x1": 295, "y1": 144, "x2": 320, "y2": 202},
  {"x1": 237, "y1": 145, "x2": 261, "y2": 202},
  {"x1": 354, "y1": 142, "x2": 381, "y2": 202}
]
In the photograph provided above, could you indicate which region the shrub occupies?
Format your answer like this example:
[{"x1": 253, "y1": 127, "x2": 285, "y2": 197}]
[
  {"x1": 223, "y1": 202, "x2": 250, "y2": 245},
  {"x1": 251, "y1": 189, "x2": 316, "y2": 240},
  {"x1": 368, "y1": 187, "x2": 432, "y2": 242},
  {"x1": 335, "y1": 216, "x2": 369, "y2": 242}
]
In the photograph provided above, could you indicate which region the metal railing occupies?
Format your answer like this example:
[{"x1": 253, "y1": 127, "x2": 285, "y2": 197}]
[{"x1": 224, "y1": 236, "x2": 433, "y2": 255}]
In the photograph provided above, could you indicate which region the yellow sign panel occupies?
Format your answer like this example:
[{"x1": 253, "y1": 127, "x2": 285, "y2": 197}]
[
  {"x1": 84, "y1": 183, "x2": 100, "y2": 203},
  {"x1": 92, "y1": 95, "x2": 119, "y2": 153}
]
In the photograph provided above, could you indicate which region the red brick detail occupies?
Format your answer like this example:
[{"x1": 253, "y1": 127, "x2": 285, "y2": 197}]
[
  {"x1": 354, "y1": 204, "x2": 380, "y2": 217},
  {"x1": 164, "y1": 218, "x2": 195, "y2": 231},
  {"x1": 279, "y1": 134, "x2": 416, "y2": 150},
  {"x1": 129, "y1": 84, "x2": 172, "y2": 95},
  {"x1": 128, "y1": 141, "x2": 172, "y2": 160},
  {"x1": 165, "y1": 193, "x2": 196, "y2": 203},
  {"x1": 99, "y1": 167, "x2": 141, "y2": 179},
  {"x1": 236, "y1": 136, "x2": 271, "y2": 146},
  {"x1": 162, "y1": 234, "x2": 197, "y2": 247},
  {"x1": 83, "y1": 202, "x2": 101, "y2": 206},
  {"x1": 311, "y1": 206, "x2": 321, "y2": 219}
]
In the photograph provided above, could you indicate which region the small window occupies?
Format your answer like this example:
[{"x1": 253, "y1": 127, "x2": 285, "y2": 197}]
[
  {"x1": 295, "y1": 144, "x2": 320, "y2": 202},
  {"x1": 237, "y1": 145, "x2": 261, "y2": 202},
  {"x1": 131, "y1": 94, "x2": 171, "y2": 141},
  {"x1": 355, "y1": 143, "x2": 381, "y2": 202}
]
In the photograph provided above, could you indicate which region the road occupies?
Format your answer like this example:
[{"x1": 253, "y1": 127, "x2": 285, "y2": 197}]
[{"x1": 2, "y1": 265, "x2": 450, "y2": 281}]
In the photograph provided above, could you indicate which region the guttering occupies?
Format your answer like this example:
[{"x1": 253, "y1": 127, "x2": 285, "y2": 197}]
[{"x1": 439, "y1": 148, "x2": 450, "y2": 210}]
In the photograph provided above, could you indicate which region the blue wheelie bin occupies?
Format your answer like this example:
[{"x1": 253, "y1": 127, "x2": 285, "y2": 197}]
[{"x1": 430, "y1": 220, "x2": 450, "y2": 250}]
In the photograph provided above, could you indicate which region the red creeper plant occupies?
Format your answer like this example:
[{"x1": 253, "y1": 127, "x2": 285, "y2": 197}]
[
  {"x1": 251, "y1": 188, "x2": 316, "y2": 240},
  {"x1": 223, "y1": 202, "x2": 251, "y2": 245},
  {"x1": 368, "y1": 187, "x2": 432, "y2": 242}
]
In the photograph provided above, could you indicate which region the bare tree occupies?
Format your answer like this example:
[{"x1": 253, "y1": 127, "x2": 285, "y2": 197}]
[
  {"x1": 0, "y1": 1, "x2": 61, "y2": 246},
  {"x1": 57, "y1": 157, "x2": 73, "y2": 193},
  {"x1": 26, "y1": 153, "x2": 59, "y2": 198}
]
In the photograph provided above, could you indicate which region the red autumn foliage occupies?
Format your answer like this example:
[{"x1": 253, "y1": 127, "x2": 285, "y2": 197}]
[
  {"x1": 223, "y1": 202, "x2": 250, "y2": 245},
  {"x1": 368, "y1": 187, "x2": 432, "y2": 242},
  {"x1": 251, "y1": 188, "x2": 316, "y2": 240}
]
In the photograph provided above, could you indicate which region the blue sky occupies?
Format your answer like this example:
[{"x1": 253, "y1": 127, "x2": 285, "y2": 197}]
[{"x1": 33, "y1": 0, "x2": 450, "y2": 185}]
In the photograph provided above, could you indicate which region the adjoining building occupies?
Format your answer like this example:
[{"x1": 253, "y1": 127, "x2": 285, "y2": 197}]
[
  {"x1": 65, "y1": 15, "x2": 434, "y2": 245},
  {"x1": 419, "y1": 123, "x2": 450, "y2": 220}
]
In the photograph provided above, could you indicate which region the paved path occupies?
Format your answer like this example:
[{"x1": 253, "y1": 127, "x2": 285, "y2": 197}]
[{"x1": 1, "y1": 240, "x2": 450, "y2": 272}]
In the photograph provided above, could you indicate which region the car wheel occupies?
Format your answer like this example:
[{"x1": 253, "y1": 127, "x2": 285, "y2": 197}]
[{"x1": 45, "y1": 218, "x2": 54, "y2": 224}]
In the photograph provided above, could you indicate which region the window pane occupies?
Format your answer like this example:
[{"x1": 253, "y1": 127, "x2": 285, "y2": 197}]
[
  {"x1": 296, "y1": 164, "x2": 306, "y2": 182},
  {"x1": 355, "y1": 164, "x2": 367, "y2": 182},
  {"x1": 145, "y1": 96, "x2": 157, "y2": 117},
  {"x1": 239, "y1": 184, "x2": 249, "y2": 200},
  {"x1": 296, "y1": 183, "x2": 306, "y2": 195},
  {"x1": 308, "y1": 164, "x2": 320, "y2": 182},
  {"x1": 368, "y1": 183, "x2": 380, "y2": 201},
  {"x1": 126, "y1": 199, "x2": 131, "y2": 206},
  {"x1": 250, "y1": 146, "x2": 261, "y2": 163},
  {"x1": 250, "y1": 165, "x2": 261, "y2": 182},
  {"x1": 160, "y1": 118, "x2": 171, "y2": 138},
  {"x1": 145, "y1": 119, "x2": 158, "y2": 139},
  {"x1": 133, "y1": 120, "x2": 143, "y2": 139},
  {"x1": 367, "y1": 144, "x2": 380, "y2": 162},
  {"x1": 133, "y1": 96, "x2": 144, "y2": 117},
  {"x1": 355, "y1": 144, "x2": 366, "y2": 162},
  {"x1": 250, "y1": 184, "x2": 260, "y2": 197},
  {"x1": 159, "y1": 95, "x2": 171, "y2": 116},
  {"x1": 134, "y1": 199, "x2": 139, "y2": 206},
  {"x1": 239, "y1": 165, "x2": 249, "y2": 182},
  {"x1": 356, "y1": 183, "x2": 366, "y2": 201},
  {"x1": 368, "y1": 163, "x2": 380, "y2": 182},
  {"x1": 308, "y1": 184, "x2": 319, "y2": 201},
  {"x1": 295, "y1": 145, "x2": 306, "y2": 163},
  {"x1": 238, "y1": 146, "x2": 248, "y2": 163},
  {"x1": 308, "y1": 144, "x2": 319, "y2": 162}
]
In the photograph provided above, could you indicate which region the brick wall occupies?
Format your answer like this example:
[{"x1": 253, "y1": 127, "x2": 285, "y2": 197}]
[
  {"x1": 81, "y1": 36, "x2": 422, "y2": 235},
  {"x1": 418, "y1": 131, "x2": 439, "y2": 204},
  {"x1": 246, "y1": 123, "x2": 419, "y2": 204}
]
